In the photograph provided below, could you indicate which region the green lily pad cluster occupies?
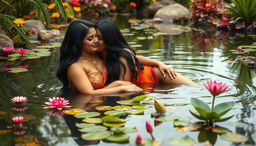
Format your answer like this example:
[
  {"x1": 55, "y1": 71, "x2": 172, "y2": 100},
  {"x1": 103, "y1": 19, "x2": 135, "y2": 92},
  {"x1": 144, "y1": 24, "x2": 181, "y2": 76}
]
[
  {"x1": 190, "y1": 98, "x2": 234, "y2": 123},
  {"x1": 64, "y1": 95, "x2": 154, "y2": 143}
]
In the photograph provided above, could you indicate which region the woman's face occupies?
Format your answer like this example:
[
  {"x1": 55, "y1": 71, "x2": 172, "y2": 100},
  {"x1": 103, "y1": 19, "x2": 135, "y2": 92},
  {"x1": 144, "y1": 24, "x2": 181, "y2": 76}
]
[
  {"x1": 82, "y1": 28, "x2": 99, "y2": 53},
  {"x1": 96, "y1": 28, "x2": 106, "y2": 53}
]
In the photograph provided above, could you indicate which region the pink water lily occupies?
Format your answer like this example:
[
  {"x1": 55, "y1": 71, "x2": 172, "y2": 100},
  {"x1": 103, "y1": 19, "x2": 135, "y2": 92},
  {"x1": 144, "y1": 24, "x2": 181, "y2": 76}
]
[
  {"x1": 16, "y1": 49, "x2": 28, "y2": 54},
  {"x1": 136, "y1": 135, "x2": 142, "y2": 145},
  {"x1": 236, "y1": 46, "x2": 242, "y2": 52},
  {"x1": 12, "y1": 116, "x2": 24, "y2": 124},
  {"x1": 2, "y1": 47, "x2": 14, "y2": 53},
  {"x1": 204, "y1": 79, "x2": 229, "y2": 96},
  {"x1": 11, "y1": 96, "x2": 27, "y2": 104},
  {"x1": 45, "y1": 97, "x2": 70, "y2": 110}
]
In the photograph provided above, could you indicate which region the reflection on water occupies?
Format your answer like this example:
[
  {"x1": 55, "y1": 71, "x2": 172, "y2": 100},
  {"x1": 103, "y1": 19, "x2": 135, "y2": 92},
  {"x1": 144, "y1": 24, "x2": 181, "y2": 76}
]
[{"x1": 0, "y1": 14, "x2": 255, "y2": 145}]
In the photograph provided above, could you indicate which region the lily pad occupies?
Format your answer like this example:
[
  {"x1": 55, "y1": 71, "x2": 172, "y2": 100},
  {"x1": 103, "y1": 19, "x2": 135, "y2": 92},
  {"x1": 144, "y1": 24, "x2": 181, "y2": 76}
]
[
  {"x1": 103, "y1": 122, "x2": 126, "y2": 127},
  {"x1": 111, "y1": 127, "x2": 125, "y2": 134},
  {"x1": 79, "y1": 125, "x2": 107, "y2": 133},
  {"x1": 63, "y1": 109, "x2": 85, "y2": 115},
  {"x1": 9, "y1": 68, "x2": 28, "y2": 73},
  {"x1": 75, "y1": 123, "x2": 95, "y2": 128},
  {"x1": 75, "y1": 112, "x2": 100, "y2": 118},
  {"x1": 122, "y1": 33, "x2": 134, "y2": 36},
  {"x1": 104, "y1": 110, "x2": 126, "y2": 117},
  {"x1": 116, "y1": 100, "x2": 134, "y2": 105},
  {"x1": 125, "y1": 110, "x2": 144, "y2": 115},
  {"x1": 211, "y1": 127, "x2": 230, "y2": 134},
  {"x1": 29, "y1": 40, "x2": 40, "y2": 44},
  {"x1": 106, "y1": 134, "x2": 129, "y2": 143},
  {"x1": 132, "y1": 105, "x2": 148, "y2": 110},
  {"x1": 81, "y1": 131, "x2": 111, "y2": 140},
  {"x1": 130, "y1": 96, "x2": 147, "y2": 102},
  {"x1": 220, "y1": 133, "x2": 248, "y2": 143},
  {"x1": 95, "y1": 106, "x2": 112, "y2": 111},
  {"x1": 228, "y1": 122, "x2": 249, "y2": 128},
  {"x1": 101, "y1": 116, "x2": 126, "y2": 123},
  {"x1": 173, "y1": 119, "x2": 191, "y2": 127},
  {"x1": 137, "y1": 37, "x2": 147, "y2": 40},
  {"x1": 155, "y1": 116, "x2": 180, "y2": 122},
  {"x1": 83, "y1": 118, "x2": 103, "y2": 124},
  {"x1": 130, "y1": 44, "x2": 143, "y2": 48},
  {"x1": 111, "y1": 127, "x2": 137, "y2": 134},
  {"x1": 49, "y1": 42, "x2": 61, "y2": 47},
  {"x1": 112, "y1": 105, "x2": 130, "y2": 110},
  {"x1": 168, "y1": 135, "x2": 195, "y2": 146}
]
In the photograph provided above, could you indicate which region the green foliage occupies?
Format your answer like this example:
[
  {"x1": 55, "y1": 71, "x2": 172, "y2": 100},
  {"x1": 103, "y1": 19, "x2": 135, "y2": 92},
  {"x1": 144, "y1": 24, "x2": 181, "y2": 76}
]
[
  {"x1": 0, "y1": 14, "x2": 30, "y2": 43},
  {"x1": 112, "y1": 0, "x2": 129, "y2": 11},
  {"x1": 0, "y1": 0, "x2": 66, "y2": 45},
  {"x1": 190, "y1": 98, "x2": 234, "y2": 123},
  {"x1": 226, "y1": 0, "x2": 256, "y2": 22}
]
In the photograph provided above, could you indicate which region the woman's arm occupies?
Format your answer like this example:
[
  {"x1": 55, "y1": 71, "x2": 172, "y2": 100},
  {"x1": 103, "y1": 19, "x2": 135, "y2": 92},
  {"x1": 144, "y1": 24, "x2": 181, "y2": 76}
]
[
  {"x1": 136, "y1": 55, "x2": 177, "y2": 79},
  {"x1": 67, "y1": 63, "x2": 142, "y2": 95}
]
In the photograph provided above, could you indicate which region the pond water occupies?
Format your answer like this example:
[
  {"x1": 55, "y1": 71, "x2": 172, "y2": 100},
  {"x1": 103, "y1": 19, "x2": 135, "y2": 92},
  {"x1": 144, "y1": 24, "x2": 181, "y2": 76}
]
[{"x1": 0, "y1": 14, "x2": 256, "y2": 146}]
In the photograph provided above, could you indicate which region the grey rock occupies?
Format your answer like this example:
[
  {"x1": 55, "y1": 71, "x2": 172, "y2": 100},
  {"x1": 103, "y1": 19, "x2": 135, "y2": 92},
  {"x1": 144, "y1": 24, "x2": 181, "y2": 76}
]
[{"x1": 154, "y1": 3, "x2": 190, "y2": 22}]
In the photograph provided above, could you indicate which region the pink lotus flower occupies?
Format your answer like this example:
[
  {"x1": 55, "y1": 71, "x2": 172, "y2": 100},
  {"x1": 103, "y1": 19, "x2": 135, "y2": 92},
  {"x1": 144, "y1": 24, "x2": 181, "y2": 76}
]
[
  {"x1": 11, "y1": 96, "x2": 27, "y2": 104},
  {"x1": 45, "y1": 97, "x2": 70, "y2": 110},
  {"x1": 204, "y1": 79, "x2": 229, "y2": 96},
  {"x1": 16, "y1": 49, "x2": 28, "y2": 54},
  {"x1": 2, "y1": 47, "x2": 14, "y2": 53},
  {"x1": 146, "y1": 121, "x2": 153, "y2": 133},
  {"x1": 136, "y1": 135, "x2": 142, "y2": 145},
  {"x1": 12, "y1": 116, "x2": 24, "y2": 124},
  {"x1": 236, "y1": 46, "x2": 242, "y2": 52}
]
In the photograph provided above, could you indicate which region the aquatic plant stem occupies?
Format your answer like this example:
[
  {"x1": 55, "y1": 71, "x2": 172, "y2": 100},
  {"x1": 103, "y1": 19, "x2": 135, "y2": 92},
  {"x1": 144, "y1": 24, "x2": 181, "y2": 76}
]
[
  {"x1": 150, "y1": 133, "x2": 155, "y2": 141},
  {"x1": 211, "y1": 95, "x2": 216, "y2": 111}
]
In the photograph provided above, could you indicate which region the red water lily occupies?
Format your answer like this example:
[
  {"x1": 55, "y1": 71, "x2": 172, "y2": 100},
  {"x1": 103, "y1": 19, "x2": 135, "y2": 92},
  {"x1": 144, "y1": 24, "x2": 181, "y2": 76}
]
[
  {"x1": 204, "y1": 79, "x2": 229, "y2": 96},
  {"x1": 45, "y1": 97, "x2": 70, "y2": 110}
]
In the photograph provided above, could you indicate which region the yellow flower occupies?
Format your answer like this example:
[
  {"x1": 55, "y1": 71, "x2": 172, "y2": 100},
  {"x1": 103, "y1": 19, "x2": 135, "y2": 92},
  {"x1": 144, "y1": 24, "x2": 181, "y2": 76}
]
[
  {"x1": 51, "y1": 12, "x2": 60, "y2": 18},
  {"x1": 152, "y1": 0, "x2": 157, "y2": 2},
  {"x1": 13, "y1": 18, "x2": 25, "y2": 27},
  {"x1": 48, "y1": 3, "x2": 56, "y2": 9},
  {"x1": 62, "y1": 2, "x2": 69, "y2": 7},
  {"x1": 73, "y1": 7, "x2": 81, "y2": 12}
]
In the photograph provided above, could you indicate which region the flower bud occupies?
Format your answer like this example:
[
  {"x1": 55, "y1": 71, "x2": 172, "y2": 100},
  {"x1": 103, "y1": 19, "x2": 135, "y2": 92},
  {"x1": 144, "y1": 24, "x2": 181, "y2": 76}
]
[
  {"x1": 146, "y1": 121, "x2": 153, "y2": 133},
  {"x1": 136, "y1": 135, "x2": 142, "y2": 145}
]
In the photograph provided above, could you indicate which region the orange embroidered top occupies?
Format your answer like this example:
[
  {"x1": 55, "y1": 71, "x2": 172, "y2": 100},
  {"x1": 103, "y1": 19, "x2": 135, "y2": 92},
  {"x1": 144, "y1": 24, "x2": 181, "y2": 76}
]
[{"x1": 87, "y1": 64, "x2": 107, "y2": 89}]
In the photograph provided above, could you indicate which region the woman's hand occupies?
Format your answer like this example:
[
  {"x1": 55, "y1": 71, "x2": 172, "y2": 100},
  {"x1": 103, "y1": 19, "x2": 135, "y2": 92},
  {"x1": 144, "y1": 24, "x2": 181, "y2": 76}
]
[
  {"x1": 121, "y1": 84, "x2": 143, "y2": 92},
  {"x1": 157, "y1": 62, "x2": 177, "y2": 80}
]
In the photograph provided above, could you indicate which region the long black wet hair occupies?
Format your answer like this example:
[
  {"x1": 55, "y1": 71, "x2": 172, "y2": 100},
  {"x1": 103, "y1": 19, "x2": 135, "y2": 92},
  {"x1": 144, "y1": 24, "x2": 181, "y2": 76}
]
[
  {"x1": 95, "y1": 20, "x2": 144, "y2": 85},
  {"x1": 57, "y1": 20, "x2": 95, "y2": 87}
]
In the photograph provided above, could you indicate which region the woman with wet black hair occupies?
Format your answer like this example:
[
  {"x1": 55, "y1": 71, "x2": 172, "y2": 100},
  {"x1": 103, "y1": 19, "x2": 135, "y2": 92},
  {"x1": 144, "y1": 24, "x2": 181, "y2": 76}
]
[
  {"x1": 95, "y1": 20, "x2": 198, "y2": 88},
  {"x1": 57, "y1": 20, "x2": 143, "y2": 95}
]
